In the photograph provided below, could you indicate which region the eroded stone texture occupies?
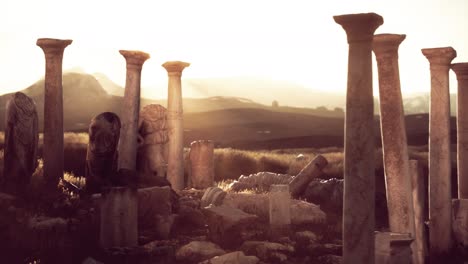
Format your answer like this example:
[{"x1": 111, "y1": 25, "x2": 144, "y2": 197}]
[
  {"x1": 452, "y1": 199, "x2": 468, "y2": 248},
  {"x1": 137, "y1": 104, "x2": 169, "y2": 181},
  {"x1": 162, "y1": 61, "x2": 190, "y2": 191},
  {"x1": 188, "y1": 140, "x2": 215, "y2": 189},
  {"x1": 452, "y1": 63, "x2": 468, "y2": 199},
  {"x1": 229, "y1": 172, "x2": 293, "y2": 193},
  {"x1": 422, "y1": 46, "x2": 456, "y2": 258},
  {"x1": 85, "y1": 112, "x2": 121, "y2": 194},
  {"x1": 269, "y1": 185, "x2": 291, "y2": 238},
  {"x1": 36, "y1": 38, "x2": 72, "y2": 190},
  {"x1": 118, "y1": 50, "x2": 150, "y2": 171},
  {"x1": 375, "y1": 232, "x2": 414, "y2": 264},
  {"x1": 373, "y1": 34, "x2": 416, "y2": 263},
  {"x1": 99, "y1": 187, "x2": 138, "y2": 248},
  {"x1": 2, "y1": 92, "x2": 38, "y2": 195},
  {"x1": 410, "y1": 160, "x2": 428, "y2": 264},
  {"x1": 289, "y1": 154, "x2": 328, "y2": 197},
  {"x1": 175, "y1": 241, "x2": 226, "y2": 263},
  {"x1": 201, "y1": 187, "x2": 227, "y2": 207},
  {"x1": 334, "y1": 13, "x2": 383, "y2": 264}
]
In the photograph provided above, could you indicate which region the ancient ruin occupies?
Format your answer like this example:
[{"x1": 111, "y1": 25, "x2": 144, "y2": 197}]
[
  {"x1": 118, "y1": 50, "x2": 150, "y2": 171},
  {"x1": 162, "y1": 61, "x2": 190, "y2": 191},
  {"x1": 373, "y1": 33, "x2": 417, "y2": 262},
  {"x1": 2, "y1": 92, "x2": 38, "y2": 195},
  {"x1": 85, "y1": 112, "x2": 121, "y2": 193},
  {"x1": 137, "y1": 104, "x2": 169, "y2": 181},
  {"x1": 334, "y1": 12, "x2": 383, "y2": 264},
  {"x1": 452, "y1": 63, "x2": 468, "y2": 199},
  {"x1": 36, "y1": 38, "x2": 72, "y2": 190},
  {"x1": 410, "y1": 160, "x2": 428, "y2": 264},
  {"x1": 188, "y1": 140, "x2": 215, "y2": 189},
  {"x1": 422, "y1": 46, "x2": 457, "y2": 259}
]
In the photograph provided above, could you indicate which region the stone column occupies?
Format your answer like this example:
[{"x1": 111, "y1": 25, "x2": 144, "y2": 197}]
[
  {"x1": 162, "y1": 61, "x2": 190, "y2": 191},
  {"x1": 36, "y1": 38, "x2": 72, "y2": 190},
  {"x1": 334, "y1": 13, "x2": 383, "y2": 264},
  {"x1": 118, "y1": 50, "x2": 150, "y2": 170},
  {"x1": 269, "y1": 184, "x2": 291, "y2": 238},
  {"x1": 409, "y1": 160, "x2": 428, "y2": 264},
  {"x1": 422, "y1": 47, "x2": 456, "y2": 259},
  {"x1": 188, "y1": 140, "x2": 215, "y2": 189},
  {"x1": 100, "y1": 187, "x2": 138, "y2": 248},
  {"x1": 452, "y1": 63, "x2": 468, "y2": 199},
  {"x1": 373, "y1": 34, "x2": 417, "y2": 261}
]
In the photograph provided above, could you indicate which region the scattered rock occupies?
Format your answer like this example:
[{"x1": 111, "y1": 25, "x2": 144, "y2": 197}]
[
  {"x1": 138, "y1": 186, "x2": 173, "y2": 230},
  {"x1": 203, "y1": 204, "x2": 258, "y2": 249},
  {"x1": 303, "y1": 178, "x2": 343, "y2": 212},
  {"x1": 241, "y1": 241, "x2": 294, "y2": 263},
  {"x1": 199, "y1": 251, "x2": 260, "y2": 264},
  {"x1": 223, "y1": 193, "x2": 326, "y2": 225},
  {"x1": 175, "y1": 241, "x2": 226, "y2": 262},
  {"x1": 228, "y1": 172, "x2": 293, "y2": 193},
  {"x1": 201, "y1": 187, "x2": 226, "y2": 207},
  {"x1": 82, "y1": 257, "x2": 104, "y2": 264},
  {"x1": 315, "y1": 254, "x2": 342, "y2": 264}
]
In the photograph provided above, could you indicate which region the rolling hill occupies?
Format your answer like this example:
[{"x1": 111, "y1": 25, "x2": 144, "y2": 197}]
[{"x1": 0, "y1": 72, "x2": 456, "y2": 149}]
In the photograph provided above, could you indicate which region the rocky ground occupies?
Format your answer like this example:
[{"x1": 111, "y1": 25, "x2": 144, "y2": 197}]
[{"x1": 0, "y1": 170, "x2": 345, "y2": 264}]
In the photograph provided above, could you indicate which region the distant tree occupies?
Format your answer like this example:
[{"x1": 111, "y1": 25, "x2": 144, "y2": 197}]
[
  {"x1": 334, "y1": 107, "x2": 344, "y2": 113},
  {"x1": 315, "y1": 106, "x2": 328, "y2": 112},
  {"x1": 272, "y1": 100, "x2": 279, "y2": 107}
]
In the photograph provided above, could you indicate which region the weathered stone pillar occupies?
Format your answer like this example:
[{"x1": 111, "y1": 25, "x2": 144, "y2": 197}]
[
  {"x1": 410, "y1": 160, "x2": 428, "y2": 264},
  {"x1": 118, "y1": 50, "x2": 150, "y2": 171},
  {"x1": 289, "y1": 154, "x2": 328, "y2": 198},
  {"x1": 85, "y1": 112, "x2": 121, "y2": 194},
  {"x1": 269, "y1": 184, "x2": 291, "y2": 238},
  {"x1": 422, "y1": 47, "x2": 456, "y2": 259},
  {"x1": 373, "y1": 33, "x2": 417, "y2": 262},
  {"x1": 334, "y1": 13, "x2": 383, "y2": 264},
  {"x1": 99, "y1": 187, "x2": 138, "y2": 248},
  {"x1": 188, "y1": 140, "x2": 215, "y2": 189},
  {"x1": 452, "y1": 63, "x2": 468, "y2": 199},
  {"x1": 162, "y1": 61, "x2": 190, "y2": 191},
  {"x1": 452, "y1": 199, "x2": 468, "y2": 248},
  {"x1": 2, "y1": 92, "x2": 38, "y2": 195},
  {"x1": 36, "y1": 38, "x2": 72, "y2": 190},
  {"x1": 137, "y1": 104, "x2": 169, "y2": 181}
]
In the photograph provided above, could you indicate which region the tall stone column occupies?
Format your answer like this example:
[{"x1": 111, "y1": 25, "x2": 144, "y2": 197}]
[
  {"x1": 36, "y1": 38, "x2": 72, "y2": 190},
  {"x1": 162, "y1": 61, "x2": 190, "y2": 191},
  {"x1": 422, "y1": 47, "x2": 456, "y2": 259},
  {"x1": 334, "y1": 13, "x2": 383, "y2": 264},
  {"x1": 118, "y1": 50, "x2": 150, "y2": 170},
  {"x1": 373, "y1": 34, "x2": 417, "y2": 261},
  {"x1": 452, "y1": 63, "x2": 468, "y2": 199}
]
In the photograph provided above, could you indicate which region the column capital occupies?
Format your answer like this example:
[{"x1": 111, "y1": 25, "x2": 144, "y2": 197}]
[
  {"x1": 372, "y1": 34, "x2": 406, "y2": 58},
  {"x1": 119, "y1": 50, "x2": 150, "y2": 70},
  {"x1": 162, "y1": 61, "x2": 190, "y2": 76},
  {"x1": 422, "y1": 47, "x2": 457, "y2": 67},
  {"x1": 333, "y1": 13, "x2": 383, "y2": 43},
  {"x1": 36, "y1": 38, "x2": 72, "y2": 55},
  {"x1": 452, "y1": 63, "x2": 468, "y2": 81}
]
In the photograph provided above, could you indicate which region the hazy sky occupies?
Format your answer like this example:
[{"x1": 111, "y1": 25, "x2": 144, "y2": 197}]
[{"x1": 1, "y1": 0, "x2": 467, "y2": 98}]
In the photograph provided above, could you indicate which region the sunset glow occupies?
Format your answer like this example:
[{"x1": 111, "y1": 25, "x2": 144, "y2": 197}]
[{"x1": 1, "y1": 0, "x2": 467, "y2": 98}]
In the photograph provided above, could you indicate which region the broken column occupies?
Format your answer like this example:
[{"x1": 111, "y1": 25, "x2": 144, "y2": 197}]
[
  {"x1": 373, "y1": 33, "x2": 416, "y2": 261},
  {"x1": 36, "y1": 38, "x2": 72, "y2": 190},
  {"x1": 85, "y1": 112, "x2": 121, "y2": 194},
  {"x1": 118, "y1": 50, "x2": 150, "y2": 170},
  {"x1": 99, "y1": 187, "x2": 138, "y2": 248},
  {"x1": 422, "y1": 47, "x2": 456, "y2": 259},
  {"x1": 269, "y1": 184, "x2": 291, "y2": 238},
  {"x1": 409, "y1": 160, "x2": 428, "y2": 264},
  {"x1": 137, "y1": 104, "x2": 169, "y2": 180},
  {"x1": 334, "y1": 13, "x2": 383, "y2": 264},
  {"x1": 289, "y1": 155, "x2": 328, "y2": 197},
  {"x1": 2, "y1": 92, "x2": 38, "y2": 195},
  {"x1": 452, "y1": 63, "x2": 468, "y2": 199},
  {"x1": 162, "y1": 61, "x2": 190, "y2": 191},
  {"x1": 188, "y1": 140, "x2": 215, "y2": 189}
]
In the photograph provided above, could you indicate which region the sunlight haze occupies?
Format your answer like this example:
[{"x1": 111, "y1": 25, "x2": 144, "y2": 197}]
[{"x1": 1, "y1": 0, "x2": 467, "y2": 100}]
